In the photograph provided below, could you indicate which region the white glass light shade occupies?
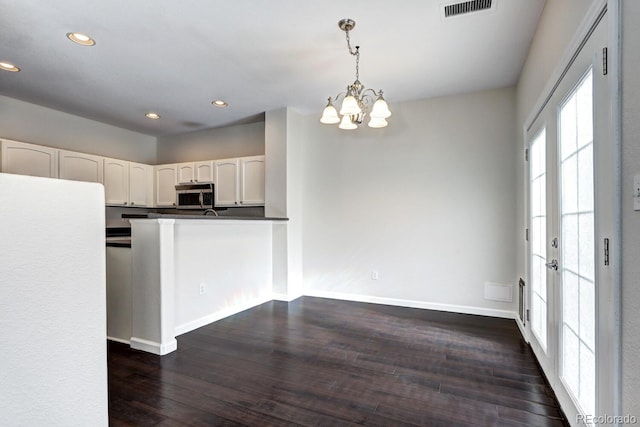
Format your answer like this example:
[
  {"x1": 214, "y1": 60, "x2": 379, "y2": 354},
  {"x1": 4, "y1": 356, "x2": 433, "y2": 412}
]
[
  {"x1": 368, "y1": 117, "x2": 388, "y2": 128},
  {"x1": 338, "y1": 115, "x2": 358, "y2": 130},
  {"x1": 339, "y1": 95, "x2": 361, "y2": 116},
  {"x1": 370, "y1": 98, "x2": 391, "y2": 118},
  {"x1": 0, "y1": 61, "x2": 20, "y2": 72},
  {"x1": 320, "y1": 104, "x2": 340, "y2": 124}
]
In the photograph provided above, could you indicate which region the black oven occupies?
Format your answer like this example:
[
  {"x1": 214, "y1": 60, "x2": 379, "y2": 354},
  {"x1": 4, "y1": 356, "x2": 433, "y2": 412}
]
[{"x1": 175, "y1": 183, "x2": 214, "y2": 209}]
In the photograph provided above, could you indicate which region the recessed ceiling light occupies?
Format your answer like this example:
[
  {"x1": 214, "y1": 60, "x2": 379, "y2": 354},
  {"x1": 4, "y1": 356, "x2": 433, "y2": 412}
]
[
  {"x1": 66, "y1": 32, "x2": 96, "y2": 46},
  {"x1": 145, "y1": 112, "x2": 161, "y2": 120},
  {"x1": 0, "y1": 61, "x2": 20, "y2": 72},
  {"x1": 211, "y1": 100, "x2": 228, "y2": 108}
]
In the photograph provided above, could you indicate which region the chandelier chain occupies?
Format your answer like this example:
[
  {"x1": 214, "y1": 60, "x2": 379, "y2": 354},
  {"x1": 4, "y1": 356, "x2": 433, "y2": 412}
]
[
  {"x1": 344, "y1": 29, "x2": 360, "y2": 81},
  {"x1": 355, "y1": 47, "x2": 359, "y2": 81}
]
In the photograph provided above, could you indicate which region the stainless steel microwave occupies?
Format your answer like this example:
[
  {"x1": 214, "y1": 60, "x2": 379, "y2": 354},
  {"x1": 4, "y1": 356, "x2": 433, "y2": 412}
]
[{"x1": 175, "y1": 183, "x2": 214, "y2": 209}]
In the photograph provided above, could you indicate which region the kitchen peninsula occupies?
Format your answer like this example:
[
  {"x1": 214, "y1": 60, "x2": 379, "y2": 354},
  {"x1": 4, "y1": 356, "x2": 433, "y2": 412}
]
[{"x1": 126, "y1": 214, "x2": 288, "y2": 355}]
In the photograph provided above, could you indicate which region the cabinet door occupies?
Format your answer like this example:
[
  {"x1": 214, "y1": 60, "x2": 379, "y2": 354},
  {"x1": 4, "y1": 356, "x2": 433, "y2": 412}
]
[
  {"x1": 1, "y1": 139, "x2": 58, "y2": 178},
  {"x1": 194, "y1": 161, "x2": 214, "y2": 183},
  {"x1": 177, "y1": 163, "x2": 195, "y2": 184},
  {"x1": 106, "y1": 246, "x2": 132, "y2": 342},
  {"x1": 58, "y1": 150, "x2": 103, "y2": 183},
  {"x1": 129, "y1": 162, "x2": 151, "y2": 207},
  {"x1": 155, "y1": 164, "x2": 177, "y2": 207},
  {"x1": 214, "y1": 158, "x2": 239, "y2": 206},
  {"x1": 104, "y1": 158, "x2": 129, "y2": 206},
  {"x1": 240, "y1": 155, "x2": 265, "y2": 206}
]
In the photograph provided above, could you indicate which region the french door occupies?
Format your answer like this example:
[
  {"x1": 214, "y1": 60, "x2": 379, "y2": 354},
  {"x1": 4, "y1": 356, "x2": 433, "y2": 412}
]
[{"x1": 526, "y1": 8, "x2": 615, "y2": 425}]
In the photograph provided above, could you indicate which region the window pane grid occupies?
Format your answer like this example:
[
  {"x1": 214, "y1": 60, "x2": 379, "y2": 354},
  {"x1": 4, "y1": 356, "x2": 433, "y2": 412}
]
[
  {"x1": 559, "y1": 69, "x2": 594, "y2": 416},
  {"x1": 529, "y1": 128, "x2": 547, "y2": 350}
]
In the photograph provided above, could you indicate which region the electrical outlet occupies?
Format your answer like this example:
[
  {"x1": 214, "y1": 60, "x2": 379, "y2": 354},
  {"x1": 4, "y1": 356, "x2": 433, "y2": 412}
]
[
  {"x1": 199, "y1": 283, "x2": 206, "y2": 295},
  {"x1": 371, "y1": 270, "x2": 379, "y2": 280}
]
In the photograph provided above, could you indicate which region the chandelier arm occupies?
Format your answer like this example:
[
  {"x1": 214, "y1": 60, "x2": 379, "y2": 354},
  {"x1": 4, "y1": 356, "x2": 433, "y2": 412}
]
[
  {"x1": 329, "y1": 91, "x2": 348, "y2": 103},
  {"x1": 362, "y1": 88, "x2": 381, "y2": 98}
]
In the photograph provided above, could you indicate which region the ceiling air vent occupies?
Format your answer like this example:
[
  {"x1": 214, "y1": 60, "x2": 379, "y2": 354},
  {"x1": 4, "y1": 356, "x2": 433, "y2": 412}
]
[{"x1": 444, "y1": 0, "x2": 493, "y2": 18}]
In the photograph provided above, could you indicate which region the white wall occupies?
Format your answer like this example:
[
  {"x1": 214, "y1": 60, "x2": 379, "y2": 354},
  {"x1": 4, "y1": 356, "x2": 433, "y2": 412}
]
[
  {"x1": 0, "y1": 95, "x2": 156, "y2": 163},
  {"x1": 302, "y1": 87, "x2": 518, "y2": 316},
  {"x1": 0, "y1": 173, "x2": 108, "y2": 426},
  {"x1": 173, "y1": 220, "x2": 274, "y2": 333},
  {"x1": 286, "y1": 110, "x2": 305, "y2": 299},
  {"x1": 130, "y1": 219, "x2": 177, "y2": 355},
  {"x1": 156, "y1": 120, "x2": 264, "y2": 164},
  {"x1": 265, "y1": 109, "x2": 288, "y2": 218},
  {"x1": 265, "y1": 108, "x2": 304, "y2": 300},
  {"x1": 621, "y1": 0, "x2": 640, "y2": 417}
]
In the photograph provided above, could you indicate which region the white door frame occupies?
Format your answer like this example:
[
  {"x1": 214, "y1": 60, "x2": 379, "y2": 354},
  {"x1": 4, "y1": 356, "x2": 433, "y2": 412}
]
[{"x1": 521, "y1": 0, "x2": 621, "y2": 423}]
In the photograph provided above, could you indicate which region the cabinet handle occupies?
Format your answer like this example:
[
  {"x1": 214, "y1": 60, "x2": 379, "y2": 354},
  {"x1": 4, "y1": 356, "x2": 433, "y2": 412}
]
[
  {"x1": 131, "y1": 202, "x2": 135, "y2": 206},
  {"x1": 124, "y1": 202, "x2": 128, "y2": 205},
  {"x1": 173, "y1": 202, "x2": 176, "y2": 206}
]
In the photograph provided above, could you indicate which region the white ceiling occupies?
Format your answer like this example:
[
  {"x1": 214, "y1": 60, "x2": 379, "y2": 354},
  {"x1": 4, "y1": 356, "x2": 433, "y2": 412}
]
[{"x1": 0, "y1": 0, "x2": 545, "y2": 136}]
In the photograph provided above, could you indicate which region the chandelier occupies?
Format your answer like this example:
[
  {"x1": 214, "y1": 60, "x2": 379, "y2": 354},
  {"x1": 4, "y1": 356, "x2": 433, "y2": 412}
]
[{"x1": 320, "y1": 19, "x2": 391, "y2": 130}]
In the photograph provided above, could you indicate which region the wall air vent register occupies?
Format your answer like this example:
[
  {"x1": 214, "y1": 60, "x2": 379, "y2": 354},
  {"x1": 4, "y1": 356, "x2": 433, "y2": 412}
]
[{"x1": 443, "y1": 0, "x2": 494, "y2": 18}]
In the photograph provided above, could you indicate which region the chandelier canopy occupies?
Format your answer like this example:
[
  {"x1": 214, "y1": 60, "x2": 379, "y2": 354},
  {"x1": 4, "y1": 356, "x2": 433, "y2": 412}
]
[{"x1": 320, "y1": 19, "x2": 391, "y2": 130}]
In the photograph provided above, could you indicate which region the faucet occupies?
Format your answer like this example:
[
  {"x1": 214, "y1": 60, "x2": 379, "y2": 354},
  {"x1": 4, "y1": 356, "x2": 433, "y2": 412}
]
[{"x1": 203, "y1": 209, "x2": 218, "y2": 216}]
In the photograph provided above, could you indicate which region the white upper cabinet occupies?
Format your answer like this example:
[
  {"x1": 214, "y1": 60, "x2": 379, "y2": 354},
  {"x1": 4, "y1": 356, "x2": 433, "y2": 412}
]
[
  {"x1": 0, "y1": 139, "x2": 58, "y2": 178},
  {"x1": 214, "y1": 158, "x2": 239, "y2": 207},
  {"x1": 104, "y1": 158, "x2": 129, "y2": 206},
  {"x1": 177, "y1": 163, "x2": 195, "y2": 184},
  {"x1": 1, "y1": 139, "x2": 156, "y2": 208},
  {"x1": 58, "y1": 150, "x2": 103, "y2": 183},
  {"x1": 155, "y1": 164, "x2": 177, "y2": 207},
  {"x1": 194, "y1": 161, "x2": 214, "y2": 183},
  {"x1": 177, "y1": 161, "x2": 214, "y2": 184},
  {"x1": 128, "y1": 162, "x2": 152, "y2": 207},
  {"x1": 0, "y1": 139, "x2": 265, "y2": 209},
  {"x1": 214, "y1": 155, "x2": 265, "y2": 207},
  {"x1": 239, "y1": 155, "x2": 265, "y2": 206},
  {"x1": 104, "y1": 158, "x2": 152, "y2": 207}
]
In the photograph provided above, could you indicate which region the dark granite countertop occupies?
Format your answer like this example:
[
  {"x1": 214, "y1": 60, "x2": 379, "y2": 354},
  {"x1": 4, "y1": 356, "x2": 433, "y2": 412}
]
[
  {"x1": 122, "y1": 213, "x2": 288, "y2": 221},
  {"x1": 106, "y1": 238, "x2": 132, "y2": 248}
]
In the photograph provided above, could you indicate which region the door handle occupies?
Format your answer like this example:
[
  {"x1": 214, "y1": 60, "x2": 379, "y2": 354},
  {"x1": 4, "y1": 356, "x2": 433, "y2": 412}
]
[{"x1": 545, "y1": 259, "x2": 558, "y2": 271}]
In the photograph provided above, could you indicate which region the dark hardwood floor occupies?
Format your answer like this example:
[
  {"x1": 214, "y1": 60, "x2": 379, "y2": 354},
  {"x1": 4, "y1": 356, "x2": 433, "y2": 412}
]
[{"x1": 108, "y1": 297, "x2": 567, "y2": 426}]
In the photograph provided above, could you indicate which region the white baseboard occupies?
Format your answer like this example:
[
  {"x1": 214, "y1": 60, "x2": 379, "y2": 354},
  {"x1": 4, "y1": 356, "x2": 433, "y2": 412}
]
[
  {"x1": 172, "y1": 291, "x2": 517, "y2": 348},
  {"x1": 304, "y1": 290, "x2": 518, "y2": 320},
  {"x1": 272, "y1": 292, "x2": 303, "y2": 302},
  {"x1": 107, "y1": 336, "x2": 130, "y2": 345},
  {"x1": 130, "y1": 337, "x2": 177, "y2": 355},
  {"x1": 174, "y1": 295, "x2": 273, "y2": 337}
]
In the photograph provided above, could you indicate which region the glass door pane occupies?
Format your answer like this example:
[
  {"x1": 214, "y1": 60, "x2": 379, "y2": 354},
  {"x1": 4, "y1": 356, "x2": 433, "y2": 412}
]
[
  {"x1": 559, "y1": 69, "x2": 595, "y2": 416},
  {"x1": 530, "y1": 129, "x2": 548, "y2": 350}
]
